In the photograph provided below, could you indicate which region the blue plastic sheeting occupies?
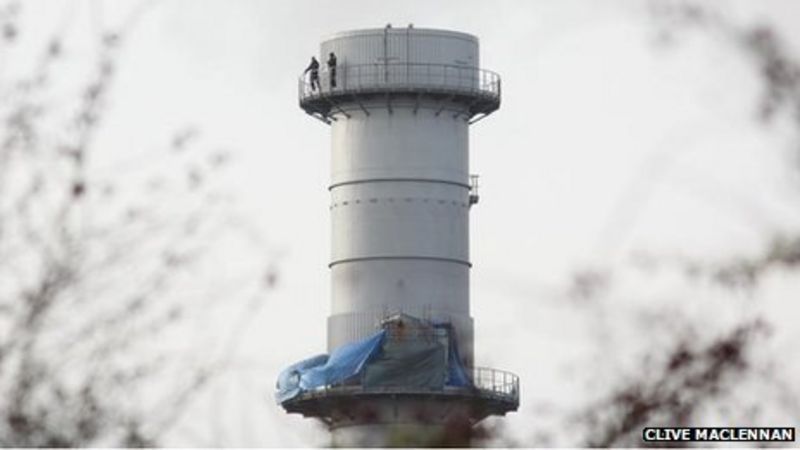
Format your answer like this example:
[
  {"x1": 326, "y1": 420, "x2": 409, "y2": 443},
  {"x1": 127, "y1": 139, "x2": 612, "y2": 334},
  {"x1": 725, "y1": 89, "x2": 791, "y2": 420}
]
[
  {"x1": 276, "y1": 320, "x2": 475, "y2": 404},
  {"x1": 434, "y1": 323, "x2": 473, "y2": 388},
  {"x1": 276, "y1": 330, "x2": 385, "y2": 403},
  {"x1": 445, "y1": 336, "x2": 472, "y2": 387},
  {"x1": 363, "y1": 337, "x2": 446, "y2": 389},
  {"x1": 275, "y1": 354, "x2": 328, "y2": 403},
  {"x1": 302, "y1": 330, "x2": 385, "y2": 388}
]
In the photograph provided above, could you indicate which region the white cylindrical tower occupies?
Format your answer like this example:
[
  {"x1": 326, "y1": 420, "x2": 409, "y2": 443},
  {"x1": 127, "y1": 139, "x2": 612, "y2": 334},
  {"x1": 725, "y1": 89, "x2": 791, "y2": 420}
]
[
  {"x1": 327, "y1": 30, "x2": 476, "y2": 364},
  {"x1": 321, "y1": 28, "x2": 490, "y2": 363},
  {"x1": 282, "y1": 26, "x2": 516, "y2": 447}
]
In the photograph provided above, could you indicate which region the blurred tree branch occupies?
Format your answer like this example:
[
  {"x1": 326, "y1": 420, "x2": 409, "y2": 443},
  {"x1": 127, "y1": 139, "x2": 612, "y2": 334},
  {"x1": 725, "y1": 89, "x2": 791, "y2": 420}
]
[
  {"x1": 0, "y1": 1, "x2": 273, "y2": 446},
  {"x1": 558, "y1": 2, "x2": 800, "y2": 447},
  {"x1": 581, "y1": 319, "x2": 769, "y2": 447}
]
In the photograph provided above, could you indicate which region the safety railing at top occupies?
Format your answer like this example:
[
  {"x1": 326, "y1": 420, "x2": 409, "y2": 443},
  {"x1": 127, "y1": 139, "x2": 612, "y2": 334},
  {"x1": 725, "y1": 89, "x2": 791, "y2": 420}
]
[
  {"x1": 299, "y1": 62, "x2": 501, "y2": 101},
  {"x1": 470, "y1": 367, "x2": 519, "y2": 402}
]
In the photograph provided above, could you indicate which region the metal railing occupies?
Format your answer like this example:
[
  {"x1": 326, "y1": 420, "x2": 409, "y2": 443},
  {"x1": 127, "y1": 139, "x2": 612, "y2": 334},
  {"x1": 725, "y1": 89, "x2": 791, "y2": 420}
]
[
  {"x1": 470, "y1": 367, "x2": 519, "y2": 401},
  {"x1": 299, "y1": 62, "x2": 501, "y2": 101},
  {"x1": 286, "y1": 366, "x2": 519, "y2": 405}
]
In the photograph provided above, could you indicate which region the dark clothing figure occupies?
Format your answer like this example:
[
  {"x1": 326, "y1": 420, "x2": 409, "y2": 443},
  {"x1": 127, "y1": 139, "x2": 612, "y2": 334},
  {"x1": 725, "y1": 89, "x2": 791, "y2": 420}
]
[
  {"x1": 304, "y1": 57, "x2": 320, "y2": 91},
  {"x1": 327, "y1": 52, "x2": 337, "y2": 89}
]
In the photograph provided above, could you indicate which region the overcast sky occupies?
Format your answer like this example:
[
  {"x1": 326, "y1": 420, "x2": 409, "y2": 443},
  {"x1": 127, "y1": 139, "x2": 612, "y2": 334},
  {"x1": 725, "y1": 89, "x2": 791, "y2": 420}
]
[{"x1": 9, "y1": 0, "x2": 800, "y2": 446}]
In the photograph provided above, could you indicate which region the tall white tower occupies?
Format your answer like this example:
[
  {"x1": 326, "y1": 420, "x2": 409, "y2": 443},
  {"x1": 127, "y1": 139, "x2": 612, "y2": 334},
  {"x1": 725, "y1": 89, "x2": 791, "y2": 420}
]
[{"x1": 280, "y1": 26, "x2": 517, "y2": 446}]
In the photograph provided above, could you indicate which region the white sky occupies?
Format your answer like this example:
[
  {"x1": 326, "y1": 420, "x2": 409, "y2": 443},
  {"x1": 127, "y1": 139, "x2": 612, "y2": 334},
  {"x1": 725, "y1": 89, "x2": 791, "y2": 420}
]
[{"x1": 8, "y1": 0, "x2": 800, "y2": 446}]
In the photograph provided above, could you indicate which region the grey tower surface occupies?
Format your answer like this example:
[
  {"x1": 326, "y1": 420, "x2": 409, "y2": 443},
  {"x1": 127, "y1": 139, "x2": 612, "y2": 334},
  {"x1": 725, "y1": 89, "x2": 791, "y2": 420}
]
[{"x1": 279, "y1": 26, "x2": 518, "y2": 447}]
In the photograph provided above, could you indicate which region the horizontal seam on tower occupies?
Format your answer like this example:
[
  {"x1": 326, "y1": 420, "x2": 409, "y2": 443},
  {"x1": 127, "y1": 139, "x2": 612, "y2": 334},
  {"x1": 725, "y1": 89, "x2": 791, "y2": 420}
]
[
  {"x1": 329, "y1": 255, "x2": 472, "y2": 268},
  {"x1": 329, "y1": 178, "x2": 470, "y2": 190}
]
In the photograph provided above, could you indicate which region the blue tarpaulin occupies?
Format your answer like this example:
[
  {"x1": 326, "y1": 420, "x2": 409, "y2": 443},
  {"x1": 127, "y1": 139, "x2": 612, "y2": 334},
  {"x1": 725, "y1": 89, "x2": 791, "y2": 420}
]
[
  {"x1": 276, "y1": 330, "x2": 385, "y2": 403},
  {"x1": 276, "y1": 318, "x2": 474, "y2": 404},
  {"x1": 275, "y1": 354, "x2": 329, "y2": 403},
  {"x1": 363, "y1": 336, "x2": 446, "y2": 389},
  {"x1": 300, "y1": 330, "x2": 386, "y2": 389},
  {"x1": 436, "y1": 323, "x2": 472, "y2": 388}
]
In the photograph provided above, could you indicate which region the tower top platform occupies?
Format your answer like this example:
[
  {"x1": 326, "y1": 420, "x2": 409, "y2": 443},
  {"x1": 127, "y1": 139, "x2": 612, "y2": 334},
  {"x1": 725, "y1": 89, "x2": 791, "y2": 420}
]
[{"x1": 299, "y1": 26, "x2": 501, "y2": 123}]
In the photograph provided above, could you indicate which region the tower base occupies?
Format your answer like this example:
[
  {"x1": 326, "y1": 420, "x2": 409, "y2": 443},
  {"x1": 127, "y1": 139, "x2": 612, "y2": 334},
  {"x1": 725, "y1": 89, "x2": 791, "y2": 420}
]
[{"x1": 332, "y1": 422, "x2": 464, "y2": 447}]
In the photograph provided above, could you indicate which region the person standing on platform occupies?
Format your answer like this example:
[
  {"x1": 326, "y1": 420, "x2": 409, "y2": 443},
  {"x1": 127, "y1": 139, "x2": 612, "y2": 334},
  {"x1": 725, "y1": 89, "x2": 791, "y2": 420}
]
[
  {"x1": 304, "y1": 56, "x2": 320, "y2": 91},
  {"x1": 327, "y1": 52, "x2": 337, "y2": 89}
]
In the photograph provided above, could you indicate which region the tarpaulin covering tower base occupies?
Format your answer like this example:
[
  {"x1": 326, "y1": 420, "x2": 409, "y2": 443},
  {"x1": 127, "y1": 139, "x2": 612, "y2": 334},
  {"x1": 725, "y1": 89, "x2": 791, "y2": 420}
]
[{"x1": 276, "y1": 314, "x2": 472, "y2": 404}]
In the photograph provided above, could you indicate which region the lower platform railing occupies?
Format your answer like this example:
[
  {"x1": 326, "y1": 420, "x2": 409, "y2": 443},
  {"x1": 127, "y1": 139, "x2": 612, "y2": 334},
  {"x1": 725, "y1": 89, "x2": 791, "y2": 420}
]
[{"x1": 289, "y1": 366, "x2": 519, "y2": 406}]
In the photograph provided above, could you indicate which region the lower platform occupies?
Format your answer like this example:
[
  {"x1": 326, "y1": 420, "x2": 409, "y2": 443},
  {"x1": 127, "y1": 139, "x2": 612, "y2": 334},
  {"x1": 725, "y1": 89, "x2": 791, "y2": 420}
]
[
  {"x1": 276, "y1": 314, "x2": 519, "y2": 446},
  {"x1": 283, "y1": 387, "x2": 518, "y2": 447}
]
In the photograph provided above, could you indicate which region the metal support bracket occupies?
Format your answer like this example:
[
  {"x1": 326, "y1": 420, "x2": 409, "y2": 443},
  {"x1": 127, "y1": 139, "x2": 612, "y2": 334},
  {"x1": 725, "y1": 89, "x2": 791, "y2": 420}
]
[
  {"x1": 413, "y1": 92, "x2": 422, "y2": 115},
  {"x1": 468, "y1": 112, "x2": 489, "y2": 125},
  {"x1": 434, "y1": 94, "x2": 455, "y2": 117},
  {"x1": 351, "y1": 93, "x2": 370, "y2": 116},
  {"x1": 306, "y1": 111, "x2": 332, "y2": 125},
  {"x1": 454, "y1": 96, "x2": 481, "y2": 119},
  {"x1": 321, "y1": 93, "x2": 351, "y2": 119}
]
